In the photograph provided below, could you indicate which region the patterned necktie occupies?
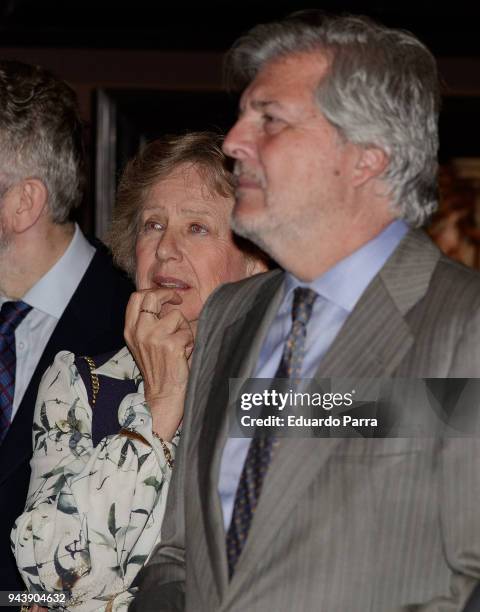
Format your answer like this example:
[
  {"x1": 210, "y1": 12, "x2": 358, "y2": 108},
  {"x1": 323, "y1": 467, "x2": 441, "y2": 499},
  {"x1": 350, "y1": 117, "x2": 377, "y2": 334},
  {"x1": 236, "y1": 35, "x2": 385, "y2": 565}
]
[
  {"x1": 226, "y1": 287, "x2": 318, "y2": 578},
  {"x1": 0, "y1": 301, "x2": 32, "y2": 443}
]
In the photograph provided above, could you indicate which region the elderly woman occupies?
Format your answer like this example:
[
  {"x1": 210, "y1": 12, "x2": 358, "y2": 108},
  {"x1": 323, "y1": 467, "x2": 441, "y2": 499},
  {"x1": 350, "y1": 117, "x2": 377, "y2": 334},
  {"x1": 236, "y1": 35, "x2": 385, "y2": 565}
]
[{"x1": 12, "y1": 132, "x2": 266, "y2": 611}]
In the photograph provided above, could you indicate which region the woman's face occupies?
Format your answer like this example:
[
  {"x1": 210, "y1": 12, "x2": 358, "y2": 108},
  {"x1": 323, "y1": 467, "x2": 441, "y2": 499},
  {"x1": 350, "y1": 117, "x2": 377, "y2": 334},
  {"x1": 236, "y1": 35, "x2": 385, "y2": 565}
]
[{"x1": 135, "y1": 163, "x2": 255, "y2": 323}]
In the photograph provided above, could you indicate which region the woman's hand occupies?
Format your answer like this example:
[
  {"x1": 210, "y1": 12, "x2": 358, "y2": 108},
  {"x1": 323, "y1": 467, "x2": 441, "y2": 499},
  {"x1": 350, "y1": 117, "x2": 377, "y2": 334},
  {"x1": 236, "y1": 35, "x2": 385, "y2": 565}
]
[{"x1": 124, "y1": 288, "x2": 195, "y2": 441}]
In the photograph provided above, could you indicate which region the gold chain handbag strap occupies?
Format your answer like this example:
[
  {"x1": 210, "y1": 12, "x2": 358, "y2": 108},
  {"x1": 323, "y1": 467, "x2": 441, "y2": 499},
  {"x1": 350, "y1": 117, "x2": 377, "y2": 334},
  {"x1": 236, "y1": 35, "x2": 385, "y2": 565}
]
[
  {"x1": 82, "y1": 355, "x2": 99, "y2": 405},
  {"x1": 80, "y1": 356, "x2": 173, "y2": 467}
]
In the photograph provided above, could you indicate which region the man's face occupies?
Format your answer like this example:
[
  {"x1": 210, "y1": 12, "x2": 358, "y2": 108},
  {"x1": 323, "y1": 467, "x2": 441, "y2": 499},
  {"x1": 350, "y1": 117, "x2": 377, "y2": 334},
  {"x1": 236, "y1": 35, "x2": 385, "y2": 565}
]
[{"x1": 223, "y1": 52, "x2": 360, "y2": 265}]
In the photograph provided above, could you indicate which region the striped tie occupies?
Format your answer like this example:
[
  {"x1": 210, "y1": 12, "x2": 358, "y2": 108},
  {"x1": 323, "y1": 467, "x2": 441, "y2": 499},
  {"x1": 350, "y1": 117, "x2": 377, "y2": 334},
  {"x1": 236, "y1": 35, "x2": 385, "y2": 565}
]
[
  {"x1": 0, "y1": 301, "x2": 32, "y2": 443},
  {"x1": 226, "y1": 287, "x2": 317, "y2": 577}
]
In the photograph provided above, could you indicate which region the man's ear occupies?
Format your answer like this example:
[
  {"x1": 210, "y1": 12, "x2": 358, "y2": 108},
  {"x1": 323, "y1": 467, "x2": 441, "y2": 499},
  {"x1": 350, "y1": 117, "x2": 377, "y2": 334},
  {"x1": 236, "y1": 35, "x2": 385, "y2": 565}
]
[
  {"x1": 352, "y1": 146, "x2": 389, "y2": 188},
  {"x1": 11, "y1": 178, "x2": 48, "y2": 233}
]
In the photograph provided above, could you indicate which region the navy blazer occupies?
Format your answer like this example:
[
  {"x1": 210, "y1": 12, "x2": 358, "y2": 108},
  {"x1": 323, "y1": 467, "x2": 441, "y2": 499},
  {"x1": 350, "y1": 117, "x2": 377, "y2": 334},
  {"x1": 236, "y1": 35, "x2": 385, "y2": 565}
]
[{"x1": 0, "y1": 242, "x2": 134, "y2": 596}]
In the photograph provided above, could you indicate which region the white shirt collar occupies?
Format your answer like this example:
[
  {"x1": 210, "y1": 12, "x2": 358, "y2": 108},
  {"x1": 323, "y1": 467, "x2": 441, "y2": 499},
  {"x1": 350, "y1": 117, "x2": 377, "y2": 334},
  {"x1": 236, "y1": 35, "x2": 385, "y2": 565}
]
[
  {"x1": 284, "y1": 220, "x2": 409, "y2": 313},
  {"x1": 23, "y1": 223, "x2": 95, "y2": 319}
]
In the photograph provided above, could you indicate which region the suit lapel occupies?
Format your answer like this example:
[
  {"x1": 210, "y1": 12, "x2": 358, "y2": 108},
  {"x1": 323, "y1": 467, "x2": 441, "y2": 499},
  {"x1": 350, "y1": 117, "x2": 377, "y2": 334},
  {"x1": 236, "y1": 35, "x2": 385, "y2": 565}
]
[
  {"x1": 223, "y1": 229, "x2": 441, "y2": 600},
  {"x1": 316, "y1": 229, "x2": 440, "y2": 380},
  {"x1": 196, "y1": 272, "x2": 285, "y2": 600}
]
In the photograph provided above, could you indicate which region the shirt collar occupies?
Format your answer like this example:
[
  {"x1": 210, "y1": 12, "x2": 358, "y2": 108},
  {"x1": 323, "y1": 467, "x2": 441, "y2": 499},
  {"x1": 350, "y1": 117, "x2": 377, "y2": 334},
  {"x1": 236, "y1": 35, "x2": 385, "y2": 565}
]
[
  {"x1": 284, "y1": 219, "x2": 409, "y2": 313},
  {"x1": 95, "y1": 346, "x2": 141, "y2": 382},
  {"x1": 23, "y1": 224, "x2": 96, "y2": 318}
]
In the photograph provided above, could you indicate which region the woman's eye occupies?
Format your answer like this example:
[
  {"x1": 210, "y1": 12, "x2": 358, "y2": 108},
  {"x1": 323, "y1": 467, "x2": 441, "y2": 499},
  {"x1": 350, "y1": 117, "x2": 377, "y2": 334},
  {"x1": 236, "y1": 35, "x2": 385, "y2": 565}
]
[
  {"x1": 190, "y1": 223, "x2": 208, "y2": 235},
  {"x1": 144, "y1": 220, "x2": 164, "y2": 232}
]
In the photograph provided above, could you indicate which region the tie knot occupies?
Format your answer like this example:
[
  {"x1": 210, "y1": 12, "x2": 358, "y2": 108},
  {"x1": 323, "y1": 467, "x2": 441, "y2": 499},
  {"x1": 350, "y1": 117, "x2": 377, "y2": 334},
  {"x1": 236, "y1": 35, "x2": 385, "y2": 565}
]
[
  {"x1": 291, "y1": 287, "x2": 317, "y2": 326},
  {"x1": 0, "y1": 301, "x2": 32, "y2": 333}
]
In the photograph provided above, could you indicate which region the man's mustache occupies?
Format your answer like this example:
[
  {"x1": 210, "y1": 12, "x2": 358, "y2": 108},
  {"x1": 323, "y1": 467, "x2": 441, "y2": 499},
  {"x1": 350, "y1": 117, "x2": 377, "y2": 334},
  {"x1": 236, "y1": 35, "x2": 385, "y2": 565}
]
[{"x1": 233, "y1": 163, "x2": 266, "y2": 188}]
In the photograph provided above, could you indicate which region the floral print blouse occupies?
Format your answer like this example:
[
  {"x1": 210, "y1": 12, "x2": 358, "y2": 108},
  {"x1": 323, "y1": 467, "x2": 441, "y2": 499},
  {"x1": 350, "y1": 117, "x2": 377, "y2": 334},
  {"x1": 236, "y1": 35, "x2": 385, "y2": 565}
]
[{"x1": 11, "y1": 347, "x2": 179, "y2": 611}]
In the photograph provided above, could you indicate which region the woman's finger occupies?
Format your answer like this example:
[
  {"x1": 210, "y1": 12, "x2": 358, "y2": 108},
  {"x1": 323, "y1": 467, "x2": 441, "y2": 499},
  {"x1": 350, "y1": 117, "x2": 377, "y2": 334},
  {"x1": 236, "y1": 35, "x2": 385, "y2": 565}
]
[
  {"x1": 124, "y1": 288, "x2": 183, "y2": 346},
  {"x1": 133, "y1": 308, "x2": 193, "y2": 346},
  {"x1": 140, "y1": 289, "x2": 183, "y2": 319},
  {"x1": 126, "y1": 288, "x2": 181, "y2": 325}
]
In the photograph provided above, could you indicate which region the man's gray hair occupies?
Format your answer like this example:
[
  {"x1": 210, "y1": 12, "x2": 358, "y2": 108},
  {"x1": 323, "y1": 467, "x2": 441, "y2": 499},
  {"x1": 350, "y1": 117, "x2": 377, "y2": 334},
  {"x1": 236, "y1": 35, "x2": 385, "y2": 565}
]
[
  {"x1": 225, "y1": 12, "x2": 440, "y2": 227},
  {"x1": 0, "y1": 60, "x2": 85, "y2": 223}
]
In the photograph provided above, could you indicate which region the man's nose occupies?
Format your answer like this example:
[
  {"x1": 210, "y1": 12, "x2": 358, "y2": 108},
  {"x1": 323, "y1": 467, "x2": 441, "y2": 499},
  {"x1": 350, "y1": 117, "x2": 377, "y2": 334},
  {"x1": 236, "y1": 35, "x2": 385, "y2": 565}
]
[{"x1": 223, "y1": 118, "x2": 256, "y2": 161}]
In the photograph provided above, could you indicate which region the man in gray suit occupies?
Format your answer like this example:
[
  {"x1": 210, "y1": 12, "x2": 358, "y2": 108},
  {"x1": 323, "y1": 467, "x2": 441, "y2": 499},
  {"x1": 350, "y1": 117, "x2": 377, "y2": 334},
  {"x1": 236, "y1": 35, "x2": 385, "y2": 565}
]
[{"x1": 132, "y1": 12, "x2": 480, "y2": 611}]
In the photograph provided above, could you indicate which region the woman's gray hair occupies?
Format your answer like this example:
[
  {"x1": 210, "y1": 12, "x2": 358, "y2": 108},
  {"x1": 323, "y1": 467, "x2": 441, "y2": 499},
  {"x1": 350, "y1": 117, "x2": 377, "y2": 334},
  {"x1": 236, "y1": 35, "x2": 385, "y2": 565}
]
[
  {"x1": 225, "y1": 12, "x2": 440, "y2": 227},
  {"x1": 0, "y1": 60, "x2": 85, "y2": 223}
]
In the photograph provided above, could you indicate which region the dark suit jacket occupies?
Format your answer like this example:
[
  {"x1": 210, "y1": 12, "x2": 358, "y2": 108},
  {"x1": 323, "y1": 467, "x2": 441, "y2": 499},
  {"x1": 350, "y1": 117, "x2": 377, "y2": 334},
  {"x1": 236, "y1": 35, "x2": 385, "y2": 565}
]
[{"x1": 0, "y1": 243, "x2": 133, "y2": 594}]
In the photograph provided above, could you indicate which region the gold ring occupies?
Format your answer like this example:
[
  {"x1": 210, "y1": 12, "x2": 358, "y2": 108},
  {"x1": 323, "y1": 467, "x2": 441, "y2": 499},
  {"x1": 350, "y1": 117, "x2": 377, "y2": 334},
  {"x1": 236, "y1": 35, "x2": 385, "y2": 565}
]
[{"x1": 139, "y1": 308, "x2": 159, "y2": 318}]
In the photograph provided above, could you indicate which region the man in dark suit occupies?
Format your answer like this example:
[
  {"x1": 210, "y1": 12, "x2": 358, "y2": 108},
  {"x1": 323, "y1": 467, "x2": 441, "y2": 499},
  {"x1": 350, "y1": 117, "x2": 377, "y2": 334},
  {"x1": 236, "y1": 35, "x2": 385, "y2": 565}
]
[
  {"x1": 133, "y1": 12, "x2": 480, "y2": 612},
  {"x1": 0, "y1": 60, "x2": 133, "y2": 597}
]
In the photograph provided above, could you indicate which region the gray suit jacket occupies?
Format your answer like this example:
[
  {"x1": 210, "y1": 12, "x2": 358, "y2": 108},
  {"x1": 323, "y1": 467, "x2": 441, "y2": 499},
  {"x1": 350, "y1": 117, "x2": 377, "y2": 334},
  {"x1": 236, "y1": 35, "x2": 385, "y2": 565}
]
[{"x1": 132, "y1": 230, "x2": 480, "y2": 612}]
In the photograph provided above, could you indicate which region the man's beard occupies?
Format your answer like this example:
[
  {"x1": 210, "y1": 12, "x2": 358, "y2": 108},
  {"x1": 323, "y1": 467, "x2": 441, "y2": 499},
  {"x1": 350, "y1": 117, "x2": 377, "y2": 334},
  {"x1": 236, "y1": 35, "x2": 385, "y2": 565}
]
[{"x1": 230, "y1": 208, "x2": 277, "y2": 263}]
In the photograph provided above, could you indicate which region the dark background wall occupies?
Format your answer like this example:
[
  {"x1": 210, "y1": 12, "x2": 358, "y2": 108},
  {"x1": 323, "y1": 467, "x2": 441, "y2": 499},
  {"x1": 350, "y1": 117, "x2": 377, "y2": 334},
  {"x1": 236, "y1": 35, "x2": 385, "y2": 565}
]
[{"x1": 1, "y1": 0, "x2": 479, "y2": 238}]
